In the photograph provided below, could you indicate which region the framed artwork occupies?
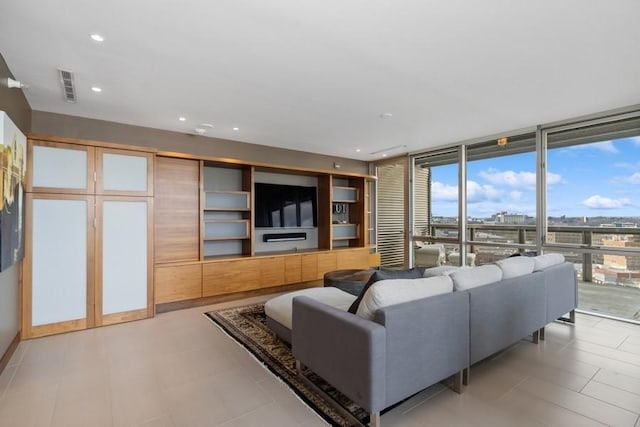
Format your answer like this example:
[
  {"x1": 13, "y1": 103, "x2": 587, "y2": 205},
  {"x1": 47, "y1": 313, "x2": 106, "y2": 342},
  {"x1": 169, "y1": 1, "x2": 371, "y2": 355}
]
[{"x1": 0, "y1": 111, "x2": 27, "y2": 271}]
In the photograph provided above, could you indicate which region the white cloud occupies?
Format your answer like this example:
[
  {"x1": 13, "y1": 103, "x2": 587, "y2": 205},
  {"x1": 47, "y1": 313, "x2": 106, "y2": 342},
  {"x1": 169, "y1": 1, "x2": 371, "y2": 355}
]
[
  {"x1": 432, "y1": 180, "x2": 502, "y2": 203},
  {"x1": 628, "y1": 136, "x2": 640, "y2": 146},
  {"x1": 467, "y1": 180, "x2": 502, "y2": 203},
  {"x1": 478, "y1": 168, "x2": 563, "y2": 188},
  {"x1": 582, "y1": 195, "x2": 631, "y2": 209},
  {"x1": 431, "y1": 182, "x2": 458, "y2": 201},
  {"x1": 571, "y1": 141, "x2": 619, "y2": 153},
  {"x1": 628, "y1": 172, "x2": 640, "y2": 184},
  {"x1": 510, "y1": 190, "x2": 523, "y2": 201},
  {"x1": 480, "y1": 169, "x2": 535, "y2": 188}
]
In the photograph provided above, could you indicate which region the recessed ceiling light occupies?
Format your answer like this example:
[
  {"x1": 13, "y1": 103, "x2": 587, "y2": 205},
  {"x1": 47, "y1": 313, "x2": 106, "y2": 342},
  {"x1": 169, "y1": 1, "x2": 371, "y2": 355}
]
[
  {"x1": 233, "y1": 127, "x2": 239, "y2": 131},
  {"x1": 379, "y1": 113, "x2": 393, "y2": 119},
  {"x1": 356, "y1": 148, "x2": 361, "y2": 152},
  {"x1": 91, "y1": 86, "x2": 102, "y2": 92},
  {"x1": 90, "y1": 34, "x2": 104, "y2": 42},
  {"x1": 382, "y1": 154, "x2": 388, "y2": 157},
  {"x1": 179, "y1": 116, "x2": 186, "y2": 121},
  {"x1": 200, "y1": 123, "x2": 214, "y2": 128}
]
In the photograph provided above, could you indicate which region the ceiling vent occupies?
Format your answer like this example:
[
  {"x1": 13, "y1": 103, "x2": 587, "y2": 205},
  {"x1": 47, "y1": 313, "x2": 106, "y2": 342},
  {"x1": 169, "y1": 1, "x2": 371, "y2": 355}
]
[{"x1": 58, "y1": 69, "x2": 76, "y2": 103}]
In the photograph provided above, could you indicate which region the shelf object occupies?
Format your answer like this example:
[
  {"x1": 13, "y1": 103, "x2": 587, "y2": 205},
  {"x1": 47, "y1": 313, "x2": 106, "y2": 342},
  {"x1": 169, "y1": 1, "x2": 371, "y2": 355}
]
[
  {"x1": 204, "y1": 190, "x2": 250, "y2": 211},
  {"x1": 201, "y1": 164, "x2": 253, "y2": 258},
  {"x1": 331, "y1": 177, "x2": 365, "y2": 248}
]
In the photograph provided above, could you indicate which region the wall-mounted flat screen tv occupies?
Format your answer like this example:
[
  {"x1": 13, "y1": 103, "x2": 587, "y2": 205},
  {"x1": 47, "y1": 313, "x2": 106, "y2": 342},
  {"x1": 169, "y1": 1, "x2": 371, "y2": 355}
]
[{"x1": 255, "y1": 183, "x2": 317, "y2": 228}]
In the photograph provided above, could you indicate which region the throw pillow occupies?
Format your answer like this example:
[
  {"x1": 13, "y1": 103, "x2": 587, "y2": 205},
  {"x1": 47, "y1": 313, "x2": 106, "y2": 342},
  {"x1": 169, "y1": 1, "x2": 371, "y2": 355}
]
[
  {"x1": 355, "y1": 276, "x2": 454, "y2": 320},
  {"x1": 533, "y1": 253, "x2": 565, "y2": 271},
  {"x1": 496, "y1": 256, "x2": 535, "y2": 279},
  {"x1": 347, "y1": 268, "x2": 423, "y2": 314},
  {"x1": 450, "y1": 264, "x2": 503, "y2": 291}
]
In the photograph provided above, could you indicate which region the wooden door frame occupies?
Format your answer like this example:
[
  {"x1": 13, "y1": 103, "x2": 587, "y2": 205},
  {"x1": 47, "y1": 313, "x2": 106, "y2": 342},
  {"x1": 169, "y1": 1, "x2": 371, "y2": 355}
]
[
  {"x1": 94, "y1": 195, "x2": 154, "y2": 326},
  {"x1": 22, "y1": 193, "x2": 95, "y2": 339}
]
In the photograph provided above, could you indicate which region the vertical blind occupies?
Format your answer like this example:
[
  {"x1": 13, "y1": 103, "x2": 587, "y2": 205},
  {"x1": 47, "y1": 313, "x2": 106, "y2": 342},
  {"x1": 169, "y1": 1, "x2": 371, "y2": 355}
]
[
  {"x1": 377, "y1": 160, "x2": 407, "y2": 267},
  {"x1": 413, "y1": 166, "x2": 431, "y2": 237}
]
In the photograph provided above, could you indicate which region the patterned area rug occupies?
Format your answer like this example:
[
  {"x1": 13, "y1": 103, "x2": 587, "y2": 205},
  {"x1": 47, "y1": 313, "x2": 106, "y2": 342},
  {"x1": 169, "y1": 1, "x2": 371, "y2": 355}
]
[{"x1": 205, "y1": 304, "x2": 368, "y2": 427}]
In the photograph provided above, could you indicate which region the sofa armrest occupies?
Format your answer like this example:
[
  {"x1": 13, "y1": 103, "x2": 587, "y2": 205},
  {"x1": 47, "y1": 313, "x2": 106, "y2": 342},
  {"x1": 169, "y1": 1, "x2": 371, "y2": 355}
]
[
  {"x1": 377, "y1": 291, "x2": 469, "y2": 405},
  {"x1": 292, "y1": 296, "x2": 386, "y2": 413}
]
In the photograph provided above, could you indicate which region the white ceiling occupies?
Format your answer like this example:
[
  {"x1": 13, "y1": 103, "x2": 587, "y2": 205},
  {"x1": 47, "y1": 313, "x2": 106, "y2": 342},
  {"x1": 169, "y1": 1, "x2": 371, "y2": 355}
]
[{"x1": 1, "y1": 0, "x2": 639, "y2": 161}]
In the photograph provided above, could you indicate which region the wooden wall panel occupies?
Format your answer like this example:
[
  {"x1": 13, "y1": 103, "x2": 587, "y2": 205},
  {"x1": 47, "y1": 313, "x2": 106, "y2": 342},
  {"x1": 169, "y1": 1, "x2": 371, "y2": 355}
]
[{"x1": 155, "y1": 157, "x2": 200, "y2": 263}]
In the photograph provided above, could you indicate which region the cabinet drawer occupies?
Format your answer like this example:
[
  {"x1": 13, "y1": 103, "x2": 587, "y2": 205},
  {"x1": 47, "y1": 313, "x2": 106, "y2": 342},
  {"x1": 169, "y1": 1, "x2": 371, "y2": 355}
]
[
  {"x1": 155, "y1": 264, "x2": 202, "y2": 303},
  {"x1": 301, "y1": 254, "x2": 318, "y2": 282},
  {"x1": 202, "y1": 259, "x2": 260, "y2": 296},
  {"x1": 260, "y1": 257, "x2": 285, "y2": 288},
  {"x1": 284, "y1": 255, "x2": 302, "y2": 284}
]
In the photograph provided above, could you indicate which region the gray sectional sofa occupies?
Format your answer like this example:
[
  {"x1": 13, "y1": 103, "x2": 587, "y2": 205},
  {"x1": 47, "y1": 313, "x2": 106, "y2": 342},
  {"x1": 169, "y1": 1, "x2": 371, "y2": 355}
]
[
  {"x1": 284, "y1": 254, "x2": 577, "y2": 426},
  {"x1": 293, "y1": 290, "x2": 469, "y2": 427}
]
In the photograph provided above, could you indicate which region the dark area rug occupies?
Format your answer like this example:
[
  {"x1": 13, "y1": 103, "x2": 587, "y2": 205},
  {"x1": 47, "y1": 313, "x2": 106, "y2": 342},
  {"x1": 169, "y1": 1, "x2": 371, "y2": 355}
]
[{"x1": 205, "y1": 304, "x2": 368, "y2": 427}]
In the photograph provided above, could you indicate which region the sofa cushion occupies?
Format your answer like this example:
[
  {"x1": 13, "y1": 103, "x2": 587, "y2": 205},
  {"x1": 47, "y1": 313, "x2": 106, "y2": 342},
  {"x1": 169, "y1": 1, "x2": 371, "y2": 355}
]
[
  {"x1": 422, "y1": 265, "x2": 462, "y2": 278},
  {"x1": 496, "y1": 256, "x2": 535, "y2": 279},
  {"x1": 355, "y1": 275, "x2": 454, "y2": 320},
  {"x1": 533, "y1": 253, "x2": 565, "y2": 271},
  {"x1": 265, "y1": 287, "x2": 356, "y2": 330},
  {"x1": 347, "y1": 268, "x2": 423, "y2": 314},
  {"x1": 450, "y1": 264, "x2": 502, "y2": 291}
]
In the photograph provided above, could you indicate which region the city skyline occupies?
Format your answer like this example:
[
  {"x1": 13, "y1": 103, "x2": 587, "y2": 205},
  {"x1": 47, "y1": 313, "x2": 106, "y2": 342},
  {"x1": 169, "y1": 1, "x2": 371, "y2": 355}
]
[{"x1": 431, "y1": 136, "x2": 640, "y2": 219}]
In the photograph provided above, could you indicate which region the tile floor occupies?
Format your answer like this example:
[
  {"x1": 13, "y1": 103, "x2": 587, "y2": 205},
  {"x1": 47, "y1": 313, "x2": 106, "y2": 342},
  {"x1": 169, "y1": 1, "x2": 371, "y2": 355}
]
[{"x1": 1, "y1": 295, "x2": 639, "y2": 427}]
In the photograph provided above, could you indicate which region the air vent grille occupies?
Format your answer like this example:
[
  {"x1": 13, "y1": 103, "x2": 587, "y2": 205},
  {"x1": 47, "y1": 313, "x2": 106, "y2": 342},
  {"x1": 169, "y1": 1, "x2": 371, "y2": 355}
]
[{"x1": 58, "y1": 69, "x2": 76, "y2": 103}]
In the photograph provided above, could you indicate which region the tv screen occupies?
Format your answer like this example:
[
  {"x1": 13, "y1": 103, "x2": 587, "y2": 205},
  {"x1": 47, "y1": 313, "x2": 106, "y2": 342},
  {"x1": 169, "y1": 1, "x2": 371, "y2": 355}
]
[{"x1": 255, "y1": 183, "x2": 317, "y2": 228}]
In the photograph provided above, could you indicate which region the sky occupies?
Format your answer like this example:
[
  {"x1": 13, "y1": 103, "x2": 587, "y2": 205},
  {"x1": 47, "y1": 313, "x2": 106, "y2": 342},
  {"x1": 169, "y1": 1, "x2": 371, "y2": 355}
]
[{"x1": 430, "y1": 136, "x2": 640, "y2": 219}]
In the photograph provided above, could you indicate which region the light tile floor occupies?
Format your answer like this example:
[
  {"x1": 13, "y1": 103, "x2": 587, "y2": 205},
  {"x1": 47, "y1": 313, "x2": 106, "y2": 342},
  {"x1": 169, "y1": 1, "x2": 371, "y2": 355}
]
[{"x1": 1, "y1": 295, "x2": 639, "y2": 427}]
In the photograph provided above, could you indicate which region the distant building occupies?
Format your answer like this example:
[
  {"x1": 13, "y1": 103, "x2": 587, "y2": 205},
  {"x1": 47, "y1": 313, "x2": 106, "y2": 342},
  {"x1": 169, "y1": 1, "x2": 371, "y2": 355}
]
[{"x1": 492, "y1": 211, "x2": 530, "y2": 224}]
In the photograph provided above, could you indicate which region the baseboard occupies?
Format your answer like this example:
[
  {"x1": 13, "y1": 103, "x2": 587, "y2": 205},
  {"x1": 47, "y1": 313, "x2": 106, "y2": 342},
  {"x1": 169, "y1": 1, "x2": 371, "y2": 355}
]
[
  {"x1": 155, "y1": 281, "x2": 322, "y2": 314},
  {"x1": 0, "y1": 331, "x2": 20, "y2": 376}
]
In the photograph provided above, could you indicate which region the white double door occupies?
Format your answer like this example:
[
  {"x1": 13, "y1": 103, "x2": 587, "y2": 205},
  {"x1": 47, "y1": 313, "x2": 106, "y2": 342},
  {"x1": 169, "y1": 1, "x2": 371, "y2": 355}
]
[{"x1": 23, "y1": 141, "x2": 154, "y2": 338}]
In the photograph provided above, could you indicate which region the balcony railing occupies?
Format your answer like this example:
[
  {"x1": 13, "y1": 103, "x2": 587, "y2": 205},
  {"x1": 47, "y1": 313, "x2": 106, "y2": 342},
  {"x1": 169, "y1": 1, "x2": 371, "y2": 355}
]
[{"x1": 414, "y1": 223, "x2": 640, "y2": 285}]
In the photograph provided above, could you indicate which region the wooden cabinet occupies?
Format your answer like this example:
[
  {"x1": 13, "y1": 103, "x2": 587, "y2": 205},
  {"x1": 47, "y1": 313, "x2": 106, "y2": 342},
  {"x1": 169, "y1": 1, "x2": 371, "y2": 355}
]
[
  {"x1": 27, "y1": 141, "x2": 95, "y2": 194},
  {"x1": 155, "y1": 264, "x2": 202, "y2": 304},
  {"x1": 96, "y1": 148, "x2": 154, "y2": 196},
  {"x1": 23, "y1": 138, "x2": 155, "y2": 338}
]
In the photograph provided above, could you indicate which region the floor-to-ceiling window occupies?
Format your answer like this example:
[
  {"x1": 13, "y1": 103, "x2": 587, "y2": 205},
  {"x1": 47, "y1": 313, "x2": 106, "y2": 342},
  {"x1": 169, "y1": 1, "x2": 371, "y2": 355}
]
[
  {"x1": 543, "y1": 114, "x2": 640, "y2": 321},
  {"x1": 412, "y1": 149, "x2": 460, "y2": 267},
  {"x1": 466, "y1": 132, "x2": 537, "y2": 266},
  {"x1": 405, "y1": 108, "x2": 640, "y2": 322}
]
